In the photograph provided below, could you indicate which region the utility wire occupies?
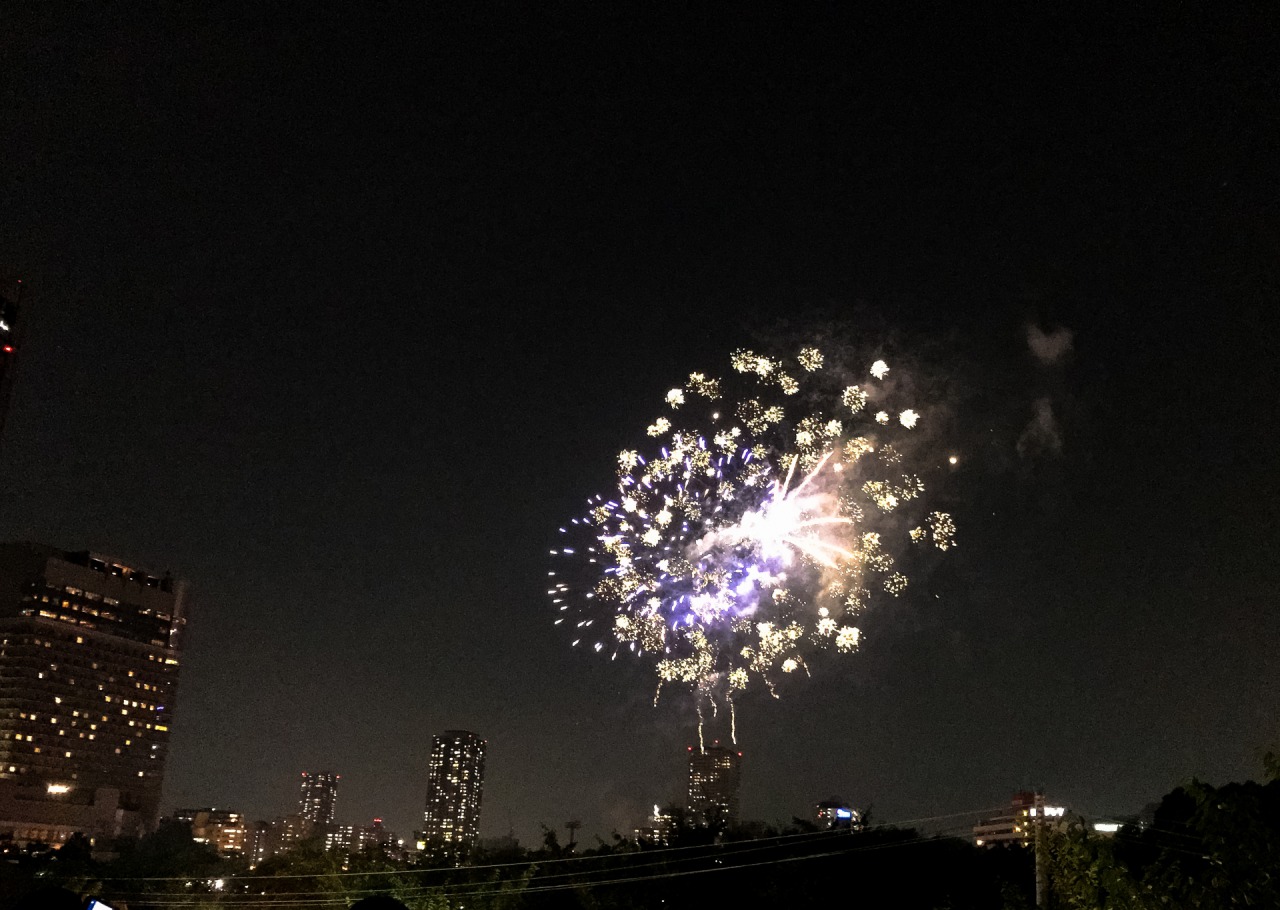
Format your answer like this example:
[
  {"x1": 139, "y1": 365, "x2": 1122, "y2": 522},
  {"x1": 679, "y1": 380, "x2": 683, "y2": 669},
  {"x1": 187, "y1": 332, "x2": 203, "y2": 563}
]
[
  {"x1": 106, "y1": 836, "x2": 965, "y2": 907},
  {"x1": 109, "y1": 833, "x2": 876, "y2": 902},
  {"x1": 94, "y1": 805, "x2": 1007, "y2": 884}
]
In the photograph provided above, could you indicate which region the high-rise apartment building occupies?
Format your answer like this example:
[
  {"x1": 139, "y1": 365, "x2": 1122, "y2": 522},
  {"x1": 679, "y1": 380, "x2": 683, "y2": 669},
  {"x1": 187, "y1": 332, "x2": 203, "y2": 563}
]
[
  {"x1": 423, "y1": 730, "x2": 486, "y2": 863},
  {"x1": 687, "y1": 743, "x2": 741, "y2": 827},
  {"x1": 0, "y1": 543, "x2": 189, "y2": 845},
  {"x1": 299, "y1": 771, "x2": 339, "y2": 830}
]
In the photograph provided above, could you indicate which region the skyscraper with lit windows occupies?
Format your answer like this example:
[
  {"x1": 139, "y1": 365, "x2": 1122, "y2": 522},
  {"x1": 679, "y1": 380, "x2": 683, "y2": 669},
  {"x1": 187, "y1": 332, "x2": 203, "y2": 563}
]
[
  {"x1": 299, "y1": 770, "x2": 339, "y2": 830},
  {"x1": 687, "y1": 743, "x2": 741, "y2": 828},
  {"x1": 0, "y1": 542, "x2": 190, "y2": 845},
  {"x1": 423, "y1": 730, "x2": 486, "y2": 863}
]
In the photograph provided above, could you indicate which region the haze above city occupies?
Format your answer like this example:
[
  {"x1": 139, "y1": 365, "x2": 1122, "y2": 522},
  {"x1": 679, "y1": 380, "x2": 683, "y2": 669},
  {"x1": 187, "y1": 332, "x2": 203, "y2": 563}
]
[{"x1": 1, "y1": 7, "x2": 1276, "y2": 845}]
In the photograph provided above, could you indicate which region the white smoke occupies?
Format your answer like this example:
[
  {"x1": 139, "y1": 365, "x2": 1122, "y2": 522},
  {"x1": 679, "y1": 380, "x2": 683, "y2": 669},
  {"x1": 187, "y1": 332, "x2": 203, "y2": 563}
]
[
  {"x1": 1017, "y1": 397, "x2": 1063, "y2": 458},
  {"x1": 1026, "y1": 323, "x2": 1074, "y2": 365}
]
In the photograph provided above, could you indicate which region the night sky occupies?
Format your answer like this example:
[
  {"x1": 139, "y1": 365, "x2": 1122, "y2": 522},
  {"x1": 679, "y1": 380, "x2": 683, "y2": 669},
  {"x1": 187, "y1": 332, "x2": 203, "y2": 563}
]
[{"x1": 2, "y1": 7, "x2": 1277, "y2": 845}]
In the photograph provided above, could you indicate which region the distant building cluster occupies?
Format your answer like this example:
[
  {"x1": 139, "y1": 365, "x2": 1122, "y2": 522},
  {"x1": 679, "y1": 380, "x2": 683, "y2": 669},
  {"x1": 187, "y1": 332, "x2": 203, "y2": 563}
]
[
  {"x1": 0, "y1": 539, "x2": 490, "y2": 866},
  {"x1": 232, "y1": 734, "x2": 487, "y2": 868},
  {"x1": 633, "y1": 745, "x2": 870, "y2": 843},
  {"x1": 972, "y1": 790, "x2": 1125, "y2": 847},
  {"x1": 635, "y1": 742, "x2": 744, "y2": 842},
  {"x1": 0, "y1": 541, "x2": 1117, "y2": 869},
  {"x1": 238, "y1": 755, "x2": 481, "y2": 868},
  {"x1": 172, "y1": 808, "x2": 246, "y2": 855}
]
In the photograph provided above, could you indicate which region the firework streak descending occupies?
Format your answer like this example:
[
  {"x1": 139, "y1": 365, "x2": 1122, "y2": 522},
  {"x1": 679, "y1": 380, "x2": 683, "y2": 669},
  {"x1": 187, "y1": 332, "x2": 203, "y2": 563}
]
[{"x1": 549, "y1": 346, "x2": 955, "y2": 745}]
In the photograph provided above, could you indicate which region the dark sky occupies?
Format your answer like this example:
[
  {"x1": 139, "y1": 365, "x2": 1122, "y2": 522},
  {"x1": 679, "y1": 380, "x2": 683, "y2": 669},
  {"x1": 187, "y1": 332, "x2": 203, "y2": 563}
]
[{"x1": 2, "y1": 7, "x2": 1277, "y2": 843}]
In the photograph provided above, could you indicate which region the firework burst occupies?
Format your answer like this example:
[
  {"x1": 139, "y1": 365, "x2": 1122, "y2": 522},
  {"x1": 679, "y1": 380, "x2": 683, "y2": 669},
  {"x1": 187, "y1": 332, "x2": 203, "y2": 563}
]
[{"x1": 549, "y1": 345, "x2": 954, "y2": 744}]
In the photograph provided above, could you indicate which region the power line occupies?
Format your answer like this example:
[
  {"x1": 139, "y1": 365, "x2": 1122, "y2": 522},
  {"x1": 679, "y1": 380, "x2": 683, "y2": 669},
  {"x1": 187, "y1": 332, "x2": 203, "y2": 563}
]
[
  {"x1": 94, "y1": 804, "x2": 1007, "y2": 884},
  {"x1": 107, "y1": 831, "x2": 869, "y2": 901},
  {"x1": 105, "y1": 835, "x2": 969, "y2": 907}
]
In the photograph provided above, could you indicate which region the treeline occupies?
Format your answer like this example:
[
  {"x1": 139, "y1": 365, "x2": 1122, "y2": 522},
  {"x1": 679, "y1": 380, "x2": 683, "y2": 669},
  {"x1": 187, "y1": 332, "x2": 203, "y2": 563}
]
[
  {"x1": 1043, "y1": 776, "x2": 1280, "y2": 909},
  {"x1": 4, "y1": 771, "x2": 1277, "y2": 909},
  {"x1": 3, "y1": 818, "x2": 1032, "y2": 909}
]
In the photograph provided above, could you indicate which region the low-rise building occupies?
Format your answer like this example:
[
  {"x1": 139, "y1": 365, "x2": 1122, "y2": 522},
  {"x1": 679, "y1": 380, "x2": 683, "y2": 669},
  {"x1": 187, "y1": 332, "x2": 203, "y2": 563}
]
[
  {"x1": 245, "y1": 813, "x2": 310, "y2": 866},
  {"x1": 172, "y1": 808, "x2": 246, "y2": 855},
  {"x1": 634, "y1": 804, "x2": 676, "y2": 846},
  {"x1": 0, "y1": 785, "x2": 138, "y2": 848},
  {"x1": 815, "y1": 797, "x2": 861, "y2": 829},
  {"x1": 325, "y1": 817, "x2": 393, "y2": 856},
  {"x1": 974, "y1": 791, "x2": 1066, "y2": 847}
]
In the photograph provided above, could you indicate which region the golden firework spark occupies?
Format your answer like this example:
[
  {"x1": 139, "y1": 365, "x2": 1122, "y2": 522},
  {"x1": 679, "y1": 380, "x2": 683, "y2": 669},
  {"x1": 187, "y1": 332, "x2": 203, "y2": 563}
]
[{"x1": 552, "y1": 345, "x2": 956, "y2": 743}]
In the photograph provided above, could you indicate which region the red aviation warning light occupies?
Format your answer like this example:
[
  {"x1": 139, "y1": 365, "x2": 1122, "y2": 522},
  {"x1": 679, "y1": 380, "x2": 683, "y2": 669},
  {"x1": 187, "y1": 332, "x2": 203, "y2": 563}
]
[{"x1": 0, "y1": 276, "x2": 25, "y2": 446}]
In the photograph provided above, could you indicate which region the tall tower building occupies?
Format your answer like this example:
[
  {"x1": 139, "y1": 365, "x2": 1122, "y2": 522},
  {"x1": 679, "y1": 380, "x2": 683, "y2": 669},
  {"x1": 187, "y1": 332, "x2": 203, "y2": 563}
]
[
  {"x1": 423, "y1": 730, "x2": 486, "y2": 863},
  {"x1": 0, "y1": 542, "x2": 190, "y2": 845},
  {"x1": 687, "y1": 743, "x2": 741, "y2": 828},
  {"x1": 298, "y1": 771, "x2": 339, "y2": 830}
]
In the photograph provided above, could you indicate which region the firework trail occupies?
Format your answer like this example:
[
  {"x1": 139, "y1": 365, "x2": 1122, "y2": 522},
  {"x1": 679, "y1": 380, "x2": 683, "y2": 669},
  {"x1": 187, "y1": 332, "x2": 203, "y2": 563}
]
[{"x1": 549, "y1": 346, "x2": 954, "y2": 744}]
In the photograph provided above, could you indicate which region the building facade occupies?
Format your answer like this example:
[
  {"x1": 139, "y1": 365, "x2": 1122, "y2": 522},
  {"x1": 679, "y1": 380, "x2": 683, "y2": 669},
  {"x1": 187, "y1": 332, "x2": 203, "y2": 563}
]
[
  {"x1": 815, "y1": 798, "x2": 861, "y2": 829},
  {"x1": 246, "y1": 813, "x2": 309, "y2": 867},
  {"x1": 0, "y1": 543, "x2": 190, "y2": 845},
  {"x1": 299, "y1": 771, "x2": 339, "y2": 829},
  {"x1": 687, "y1": 744, "x2": 741, "y2": 828},
  {"x1": 423, "y1": 730, "x2": 486, "y2": 863},
  {"x1": 973, "y1": 791, "x2": 1067, "y2": 847},
  {"x1": 172, "y1": 807, "x2": 247, "y2": 855},
  {"x1": 634, "y1": 804, "x2": 676, "y2": 846},
  {"x1": 325, "y1": 817, "x2": 393, "y2": 858},
  {"x1": 246, "y1": 819, "x2": 275, "y2": 868}
]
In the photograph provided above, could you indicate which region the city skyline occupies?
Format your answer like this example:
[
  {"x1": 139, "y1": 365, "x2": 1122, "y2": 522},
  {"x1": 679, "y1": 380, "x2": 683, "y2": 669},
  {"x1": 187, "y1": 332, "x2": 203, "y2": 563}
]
[{"x1": 1, "y1": 6, "x2": 1276, "y2": 848}]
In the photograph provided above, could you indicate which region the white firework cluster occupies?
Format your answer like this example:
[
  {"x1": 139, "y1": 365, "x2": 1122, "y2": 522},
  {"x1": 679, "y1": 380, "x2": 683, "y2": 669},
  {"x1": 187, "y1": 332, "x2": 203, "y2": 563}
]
[{"x1": 549, "y1": 345, "x2": 955, "y2": 741}]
